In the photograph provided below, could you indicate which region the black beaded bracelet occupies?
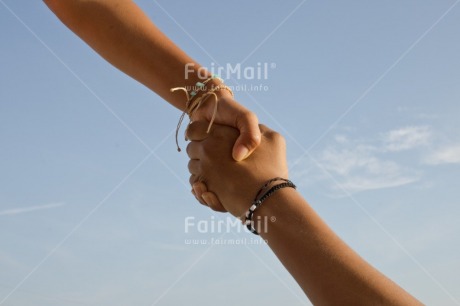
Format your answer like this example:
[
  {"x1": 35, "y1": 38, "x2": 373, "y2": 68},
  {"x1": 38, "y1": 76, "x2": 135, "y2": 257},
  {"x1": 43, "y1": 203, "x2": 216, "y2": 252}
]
[{"x1": 244, "y1": 177, "x2": 296, "y2": 235}]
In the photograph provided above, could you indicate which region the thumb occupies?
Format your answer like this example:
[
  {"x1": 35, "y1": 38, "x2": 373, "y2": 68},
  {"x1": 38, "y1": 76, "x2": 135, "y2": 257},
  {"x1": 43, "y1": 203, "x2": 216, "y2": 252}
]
[{"x1": 233, "y1": 112, "x2": 261, "y2": 161}]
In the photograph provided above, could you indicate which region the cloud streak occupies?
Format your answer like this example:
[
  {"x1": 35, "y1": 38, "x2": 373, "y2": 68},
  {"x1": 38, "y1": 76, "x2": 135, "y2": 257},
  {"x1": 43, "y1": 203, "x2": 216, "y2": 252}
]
[
  {"x1": 424, "y1": 145, "x2": 460, "y2": 165},
  {"x1": 317, "y1": 145, "x2": 419, "y2": 195},
  {"x1": 382, "y1": 126, "x2": 432, "y2": 152},
  {"x1": 292, "y1": 126, "x2": 427, "y2": 196},
  {"x1": 0, "y1": 202, "x2": 65, "y2": 216}
]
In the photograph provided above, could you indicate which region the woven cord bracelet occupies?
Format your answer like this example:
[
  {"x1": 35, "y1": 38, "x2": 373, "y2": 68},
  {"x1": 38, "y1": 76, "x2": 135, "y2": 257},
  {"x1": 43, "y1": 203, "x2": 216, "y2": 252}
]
[
  {"x1": 244, "y1": 178, "x2": 296, "y2": 235},
  {"x1": 170, "y1": 75, "x2": 233, "y2": 152}
]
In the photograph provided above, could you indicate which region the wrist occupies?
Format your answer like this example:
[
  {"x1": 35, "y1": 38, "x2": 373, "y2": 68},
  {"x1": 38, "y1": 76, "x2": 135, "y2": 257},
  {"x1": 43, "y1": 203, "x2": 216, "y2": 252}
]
[
  {"x1": 225, "y1": 175, "x2": 288, "y2": 218},
  {"x1": 208, "y1": 78, "x2": 233, "y2": 100},
  {"x1": 238, "y1": 178, "x2": 297, "y2": 235},
  {"x1": 189, "y1": 75, "x2": 233, "y2": 104},
  {"x1": 250, "y1": 186, "x2": 300, "y2": 236}
]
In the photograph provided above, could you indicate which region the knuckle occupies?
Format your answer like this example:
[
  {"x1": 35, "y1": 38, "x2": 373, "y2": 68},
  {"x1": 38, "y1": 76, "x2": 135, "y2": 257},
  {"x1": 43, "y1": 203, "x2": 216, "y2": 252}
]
[
  {"x1": 243, "y1": 110, "x2": 258, "y2": 124},
  {"x1": 245, "y1": 135, "x2": 260, "y2": 149},
  {"x1": 201, "y1": 141, "x2": 213, "y2": 157},
  {"x1": 189, "y1": 175, "x2": 197, "y2": 186},
  {"x1": 186, "y1": 142, "x2": 192, "y2": 157},
  {"x1": 185, "y1": 122, "x2": 196, "y2": 139},
  {"x1": 185, "y1": 121, "x2": 208, "y2": 141},
  {"x1": 266, "y1": 130, "x2": 285, "y2": 144},
  {"x1": 272, "y1": 131, "x2": 285, "y2": 143},
  {"x1": 196, "y1": 174, "x2": 207, "y2": 185}
]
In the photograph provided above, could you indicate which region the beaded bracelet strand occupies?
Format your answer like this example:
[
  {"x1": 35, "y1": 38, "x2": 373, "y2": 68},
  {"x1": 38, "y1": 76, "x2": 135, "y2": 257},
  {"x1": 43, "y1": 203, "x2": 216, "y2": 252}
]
[
  {"x1": 170, "y1": 75, "x2": 233, "y2": 151},
  {"x1": 244, "y1": 178, "x2": 296, "y2": 235},
  {"x1": 244, "y1": 177, "x2": 292, "y2": 226},
  {"x1": 252, "y1": 177, "x2": 289, "y2": 200}
]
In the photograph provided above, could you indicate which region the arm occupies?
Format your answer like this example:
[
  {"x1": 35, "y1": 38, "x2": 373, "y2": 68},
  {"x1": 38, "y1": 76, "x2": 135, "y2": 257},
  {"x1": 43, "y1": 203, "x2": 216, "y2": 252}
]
[
  {"x1": 43, "y1": 0, "x2": 260, "y2": 161},
  {"x1": 186, "y1": 121, "x2": 422, "y2": 306},
  {"x1": 257, "y1": 190, "x2": 421, "y2": 305}
]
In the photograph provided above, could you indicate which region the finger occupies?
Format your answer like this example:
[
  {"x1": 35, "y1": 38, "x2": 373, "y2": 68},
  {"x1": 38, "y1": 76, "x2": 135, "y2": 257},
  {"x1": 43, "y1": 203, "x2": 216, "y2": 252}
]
[
  {"x1": 189, "y1": 174, "x2": 198, "y2": 186},
  {"x1": 188, "y1": 159, "x2": 200, "y2": 175},
  {"x1": 192, "y1": 181, "x2": 208, "y2": 201},
  {"x1": 232, "y1": 112, "x2": 261, "y2": 161},
  {"x1": 191, "y1": 188, "x2": 207, "y2": 206},
  {"x1": 190, "y1": 179, "x2": 207, "y2": 205},
  {"x1": 202, "y1": 192, "x2": 227, "y2": 212},
  {"x1": 186, "y1": 141, "x2": 201, "y2": 159},
  {"x1": 186, "y1": 121, "x2": 211, "y2": 141}
]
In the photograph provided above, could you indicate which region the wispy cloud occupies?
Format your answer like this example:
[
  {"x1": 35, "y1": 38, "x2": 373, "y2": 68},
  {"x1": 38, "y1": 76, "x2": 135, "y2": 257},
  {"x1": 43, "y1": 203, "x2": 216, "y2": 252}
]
[
  {"x1": 292, "y1": 127, "x2": 427, "y2": 196},
  {"x1": 317, "y1": 144, "x2": 420, "y2": 195},
  {"x1": 0, "y1": 202, "x2": 65, "y2": 216},
  {"x1": 382, "y1": 126, "x2": 432, "y2": 152},
  {"x1": 424, "y1": 145, "x2": 460, "y2": 165},
  {"x1": 293, "y1": 124, "x2": 460, "y2": 195}
]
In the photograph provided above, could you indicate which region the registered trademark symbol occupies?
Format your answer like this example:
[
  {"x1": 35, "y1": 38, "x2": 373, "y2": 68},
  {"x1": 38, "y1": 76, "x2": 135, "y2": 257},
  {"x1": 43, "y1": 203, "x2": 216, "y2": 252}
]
[
  {"x1": 270, "y1": 63, "x2": 276, "y2": 69},
  {"x1": 270, "y1": 216, "x2": 276, "y2": 222}
]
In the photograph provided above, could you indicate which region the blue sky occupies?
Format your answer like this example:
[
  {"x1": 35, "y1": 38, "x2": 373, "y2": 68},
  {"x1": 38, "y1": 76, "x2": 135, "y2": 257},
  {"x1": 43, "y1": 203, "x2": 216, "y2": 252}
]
[{"x1": 1, "y1": 0, "x2": 460, "y2": 305}]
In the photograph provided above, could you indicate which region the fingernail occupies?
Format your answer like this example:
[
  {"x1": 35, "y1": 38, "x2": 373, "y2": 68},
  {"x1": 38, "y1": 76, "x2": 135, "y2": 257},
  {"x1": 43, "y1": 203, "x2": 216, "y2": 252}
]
[
  {"x1": 202, "y1": 193, "x2": 210, "y2": 204},
  {"x1": 234, "y1": 145, "x2": 249, "y2": 161}
]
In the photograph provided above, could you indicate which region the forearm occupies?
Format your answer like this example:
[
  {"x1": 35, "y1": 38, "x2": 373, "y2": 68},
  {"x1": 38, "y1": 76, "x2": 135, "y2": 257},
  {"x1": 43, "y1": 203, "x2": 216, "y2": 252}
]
[
  {"x1": 44, "y1": 0, "x2": 220, "y2": 110},
  {"x1": 257, "y1": 189, "x2": 422, "y2": 305}
]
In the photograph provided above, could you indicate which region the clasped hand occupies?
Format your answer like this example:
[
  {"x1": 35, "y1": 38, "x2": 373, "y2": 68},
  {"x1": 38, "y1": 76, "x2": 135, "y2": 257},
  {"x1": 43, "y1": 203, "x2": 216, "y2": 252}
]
[{"x1": 186, "y1": 121, "x2": 288, "y2": 218}]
